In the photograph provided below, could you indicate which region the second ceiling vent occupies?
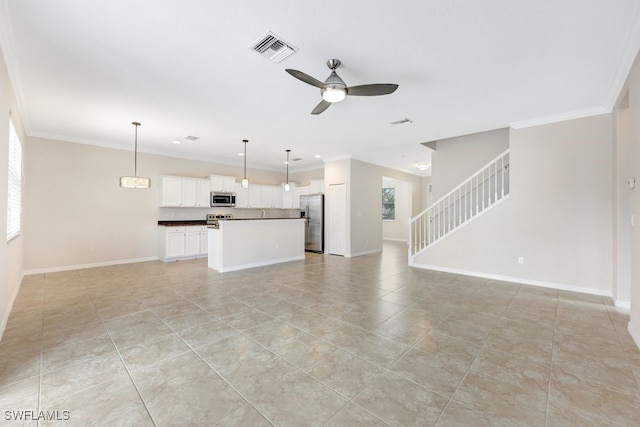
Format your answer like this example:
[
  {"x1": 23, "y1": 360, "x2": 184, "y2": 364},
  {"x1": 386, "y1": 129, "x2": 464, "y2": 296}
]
[{"x1": 250, "y1": 31, "x2": 298, "y2": 63}]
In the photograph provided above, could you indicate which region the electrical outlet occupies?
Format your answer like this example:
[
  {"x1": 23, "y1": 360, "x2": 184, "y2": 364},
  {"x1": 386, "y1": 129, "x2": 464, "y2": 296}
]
[
  {"x1": 88, "y1": 246, "x2": 95, "y2": 253},
  {"x1": 518, "y1": 256, "x2": 524, "y2": 264}
]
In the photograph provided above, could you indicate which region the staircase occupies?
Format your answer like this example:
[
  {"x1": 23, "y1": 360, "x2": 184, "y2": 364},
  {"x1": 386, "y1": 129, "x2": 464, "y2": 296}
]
[{"x1": 409, "y1": 150, "x2": 510, "y2": 260}]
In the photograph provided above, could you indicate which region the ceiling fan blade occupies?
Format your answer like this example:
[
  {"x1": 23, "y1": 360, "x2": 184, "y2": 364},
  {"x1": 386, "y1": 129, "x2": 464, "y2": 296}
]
[
  {"x1": 346, "y1": 84, "x2": 399, "y2": 96},
  {"x1": 285, "y1": 69, "x2": 325, "y2": 89},
  {"x1": 311, "y1": 100, "x2": 331, "y2": 115}
]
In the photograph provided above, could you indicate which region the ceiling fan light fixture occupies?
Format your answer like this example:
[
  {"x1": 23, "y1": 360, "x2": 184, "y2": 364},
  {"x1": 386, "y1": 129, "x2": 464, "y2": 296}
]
[{"x1": 322, "y1": 86, "x2": 346, "y2": 103}]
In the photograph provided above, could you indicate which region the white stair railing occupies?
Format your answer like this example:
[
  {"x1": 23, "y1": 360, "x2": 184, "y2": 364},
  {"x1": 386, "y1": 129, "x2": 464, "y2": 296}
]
[{"x1": 409, "y1": 149, "x2": 510, "y2": 257}]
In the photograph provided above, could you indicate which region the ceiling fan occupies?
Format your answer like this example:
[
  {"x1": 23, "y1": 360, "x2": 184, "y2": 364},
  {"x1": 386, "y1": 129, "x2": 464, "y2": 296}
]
[{"x1": 285, "y1": 59, "x2": 399, "y2": 115}]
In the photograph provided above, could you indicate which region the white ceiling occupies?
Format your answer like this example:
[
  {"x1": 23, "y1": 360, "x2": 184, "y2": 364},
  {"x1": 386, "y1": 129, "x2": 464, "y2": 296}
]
[{"x1": 1, "y1": 0, "x2": 639, "y2": 176}]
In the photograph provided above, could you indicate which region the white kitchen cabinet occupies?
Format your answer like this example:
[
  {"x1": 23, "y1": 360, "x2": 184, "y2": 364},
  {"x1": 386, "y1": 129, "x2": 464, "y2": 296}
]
[
  {"x1": 209, "y1": 175, "x2": 237, "y2": 192},
  {"x1": 234, "y1": 183, "x2": 249, "y2": 207},
  {"x1": 196, "y1": 180, "x2": 210, "y2": 207},
  {"x1": 271, "y1": 185, "x2": 283, "y2": 209},
  {"x1": 260, "y1": 185, "x2": 273, "y2": 208},
  {"x1": 248, "y1": 185, "x2": 262, "y2": 208},
  {"x1": 182, "y1": 179, "x2": 198, "y2": 206},
  {"x1": 282, "y1": 184, "x2": 295, "y2": 209},
  {"x1": 293, "y1": 186, "x2": 310, "y2": 209},
  {"x1": 185, "y1": 228, "x2": 202, "y2": 256},
  {"x1": 310, "y1": 179, "x2": 325, "y2": 194},
  {"x1": 159, "y1": 226, "x2": 208, "y2": 261},
  {"x1": 160, "y1": 177, "x2": 183, "y2": 206},
  {"x1": 160, "y1": 176, "x2": 210, "y2": 207}
]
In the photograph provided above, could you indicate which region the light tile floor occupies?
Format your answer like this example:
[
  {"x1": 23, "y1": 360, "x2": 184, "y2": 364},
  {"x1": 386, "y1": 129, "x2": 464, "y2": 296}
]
[{"x1": 1, "y1": 241, "x2": 639, "y2": 426}]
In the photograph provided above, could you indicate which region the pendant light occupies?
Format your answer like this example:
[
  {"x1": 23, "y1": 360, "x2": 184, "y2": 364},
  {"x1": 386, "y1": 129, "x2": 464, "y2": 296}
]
[
  {"x1": 284, "y1": 149, "x2": 291, "y2": 192},
  {"x1": 241, "y1": 139, "x2": 249, "y2": 188},
  {"x1": 119, "y1": 121, "x2": 150, "y2": 188}
]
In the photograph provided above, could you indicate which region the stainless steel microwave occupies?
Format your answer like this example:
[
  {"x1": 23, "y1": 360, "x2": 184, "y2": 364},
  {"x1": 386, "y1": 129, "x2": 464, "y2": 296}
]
[{"x1": 210, "y1": 191, "x2": 236, "y2": 207}]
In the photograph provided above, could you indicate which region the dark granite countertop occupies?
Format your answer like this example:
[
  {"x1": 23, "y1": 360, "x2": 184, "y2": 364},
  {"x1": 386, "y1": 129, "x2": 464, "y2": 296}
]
[
  {"x1": 157, "y1": 220, "x2": 207, "y2": 226},
  {"x1": 220, "y1": 217, "x2": 303, "y2": 221}
]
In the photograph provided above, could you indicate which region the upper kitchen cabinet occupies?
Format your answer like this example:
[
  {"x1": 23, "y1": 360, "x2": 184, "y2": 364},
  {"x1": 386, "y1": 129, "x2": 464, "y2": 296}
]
[
  {"x1": 310, "y1": 179, "x2": 325, "y2": 194},
  {"x1": 282, "y1": 183, "x2": 296, "y2": 209},
  {"x1": 159, "y1": 176, "x2": 210, "y2": 207},
  {"x1": 235, "y1": 182, "x2": 249, "y2": 208},
  {"x1": 209, "y1": 175, "x2": 237, "y2": 193}
]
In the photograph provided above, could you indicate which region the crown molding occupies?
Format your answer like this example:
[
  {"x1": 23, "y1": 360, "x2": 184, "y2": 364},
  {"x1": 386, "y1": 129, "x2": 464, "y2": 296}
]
[{"x1": 508, "y1": 106, "x2": 609, "y2": 130}]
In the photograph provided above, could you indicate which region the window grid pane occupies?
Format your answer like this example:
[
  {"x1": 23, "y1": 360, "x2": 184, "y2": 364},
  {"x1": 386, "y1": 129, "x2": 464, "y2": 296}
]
[{"x1": 382, "y1": 187, "x2": 395, "y2": 220}]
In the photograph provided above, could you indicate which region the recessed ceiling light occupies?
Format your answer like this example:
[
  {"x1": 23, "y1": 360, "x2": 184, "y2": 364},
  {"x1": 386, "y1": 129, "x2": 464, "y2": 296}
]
[
  {"x1": 417, "y1": 163, "x2": 430, "y2": 171},
  {"x1": 237, "y1": 152, "x2": 244, "y2": 156},
  {"x1": 314, "y1": 154, "x2": 322, "y2": 158},
  {"x1": 172, "y1": 140, "x2": 181, "y2": 145}
]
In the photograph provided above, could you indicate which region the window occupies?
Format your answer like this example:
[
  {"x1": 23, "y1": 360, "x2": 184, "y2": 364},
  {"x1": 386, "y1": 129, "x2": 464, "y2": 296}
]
[
  {"x1": 382, "y1": 187, "x2": 395, "y2": 220},
  {"x1": 7, "y1": 119, "x2": 22, "y2": 241}
]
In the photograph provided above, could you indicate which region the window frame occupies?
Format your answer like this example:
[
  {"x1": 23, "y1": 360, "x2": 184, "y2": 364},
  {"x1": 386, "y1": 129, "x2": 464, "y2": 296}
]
[
  {"x1": 7, "y1": 118, "x2": 22, "y2": 242},
  {"x1": 382, "y1": 187, "x2": 396, "y2": 221}
]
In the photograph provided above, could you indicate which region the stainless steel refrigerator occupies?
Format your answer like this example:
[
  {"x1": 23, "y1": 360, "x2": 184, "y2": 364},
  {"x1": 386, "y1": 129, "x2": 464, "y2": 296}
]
[{"x1": 300, "y1": 194, "x2": 324, "y2": 253}]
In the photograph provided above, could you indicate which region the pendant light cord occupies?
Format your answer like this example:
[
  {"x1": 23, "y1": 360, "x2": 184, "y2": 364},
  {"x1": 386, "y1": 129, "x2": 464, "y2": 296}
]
[
  {"x1": 132, "y1": 121, "x2": 141, "y2": 176},
  {"x1": 243, "y1": 139, "x2": 247, "y2": 179},
  {"x1": 286, "y1": 149, "x2": 290, "y2": 184}
]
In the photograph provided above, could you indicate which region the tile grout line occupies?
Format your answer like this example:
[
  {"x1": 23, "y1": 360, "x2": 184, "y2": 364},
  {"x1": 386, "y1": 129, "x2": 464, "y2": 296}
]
[
  {"x1": 141, "y1": 302, "x2": 277, "y2": 427},
  {"x1": 36, "y1": 276, "x2": 46, "y2": 427},
  {"x1": 431, "y1": 282, "x2": 522, "y2": 426},
  {"x1": 543, "y1": 288, "x2": 560, "y2": 427},
  {"x1": 604, "y1": 304, "x2": 640, "y2": 388},
  {"x1": 181, "y1": 291, "x2": 403, "y2": 425},
  {"x1": 96, "y1": 309, "x2": 159, "y2": 427}
]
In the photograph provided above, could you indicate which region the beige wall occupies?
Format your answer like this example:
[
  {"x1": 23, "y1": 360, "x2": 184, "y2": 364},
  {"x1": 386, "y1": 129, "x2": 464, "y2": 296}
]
[
  {"x1": 420, "y1": 176, "x2": 432, "y2": 211},
  {"x1": 324, "y1": 158, "x2": 422, "y2": 257},
  {"x1": 415, "y1": 114, "x2": 615, "y2": 295},
  {"x1": 289, "y1": 168, "x2": 324, "y2": 187},
  {"x1": 0, "y1": 46, "x2": 24, "y2": 339},
  {"x1": 431, "y1": 128, "x2": 509, "y2": 200},
  {"x1": 382, "y1": 176, "x2": 410, "y2": 242},
  {"x1": 614, "y1": 107, "x2": 632, "y2": 304},
  {"x1": 22, "y1": 137, "x2": 291, "y2": 272},
  {"x1": 626, "y1": 52, "x2": 640, "y2": 348}
]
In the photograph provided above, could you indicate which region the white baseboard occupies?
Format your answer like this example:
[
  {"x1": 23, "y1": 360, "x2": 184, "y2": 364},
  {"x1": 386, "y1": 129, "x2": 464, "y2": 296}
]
[
  {"x1": 0, "y1": 272, "x2": 24, "y2": 342},
  {"x1": 346, "y1": 248, "x2": 383, "y2": 258},
  {"x1": 23, "y1": 257, "x2": 159, "y2": 275},
  {"x1": 629, "y1": 321, "x2": 640, "y2": 351},
  {"x1": 614, "y1": 299, "x2": 631, "y2": 310},
  {"x1": 410, "y1": 262, "x2": 613, "y2": 298},
  {"x1": 217, "y1": 255, "x2": 305, "y2": 273},
  {"x1": 383, "y1": 238, "x2": 408, "y2": 243}
]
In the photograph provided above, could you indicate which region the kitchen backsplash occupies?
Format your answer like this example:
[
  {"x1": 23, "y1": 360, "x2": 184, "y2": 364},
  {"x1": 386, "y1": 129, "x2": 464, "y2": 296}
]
[{"x1": 158, "y1": 207, "x2": 300, "y2": 221}]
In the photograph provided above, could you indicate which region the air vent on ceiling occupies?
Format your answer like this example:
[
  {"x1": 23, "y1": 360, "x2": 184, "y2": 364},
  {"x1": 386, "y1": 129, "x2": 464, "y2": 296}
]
[
  {"x1": 250, "y1": 31, "x2": 298, "y2": 63},
  {"x1": 390, "y1": 118, "x2": 413, "y2": 126},
  {"x1": 291, "y1": 157, "x2": 303, "y2": 162},
  {"x1": 184, "y1": 135, "x2": 199, "y2": 141}
]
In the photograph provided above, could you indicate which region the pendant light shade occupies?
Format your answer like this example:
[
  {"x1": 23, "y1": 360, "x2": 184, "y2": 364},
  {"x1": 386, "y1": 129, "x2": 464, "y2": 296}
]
[
  {"x1": 119, "y1": 122, "x2": 150, "y2": 188},
  {"x1": 284, "y1": 149, "x2": 291, "y2": 192},
  {"x1": 241, "y1": 139, "x2": 249, "y2": 188}
]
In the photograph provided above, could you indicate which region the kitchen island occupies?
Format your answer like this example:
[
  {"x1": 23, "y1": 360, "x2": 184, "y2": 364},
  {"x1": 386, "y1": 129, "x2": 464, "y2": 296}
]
[{"x1": 208, "y1": 218, "x2": 305, "y2": 272}]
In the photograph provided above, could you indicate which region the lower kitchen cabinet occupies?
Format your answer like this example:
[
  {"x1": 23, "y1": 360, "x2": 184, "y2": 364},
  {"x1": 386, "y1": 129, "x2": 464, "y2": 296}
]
[{"x1": 158, "y1": 226, "x2": 208, "y2": 262}]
